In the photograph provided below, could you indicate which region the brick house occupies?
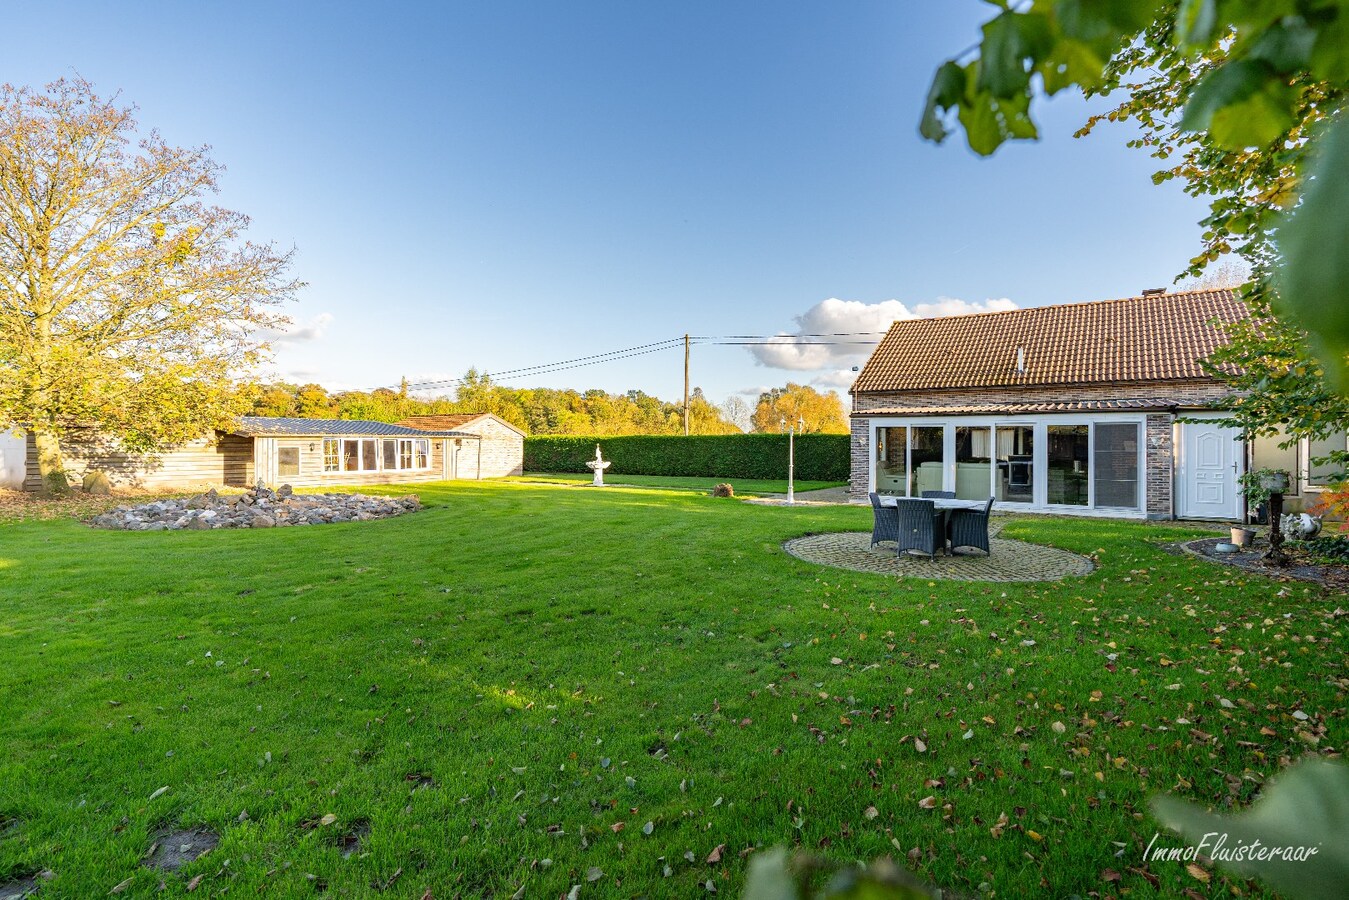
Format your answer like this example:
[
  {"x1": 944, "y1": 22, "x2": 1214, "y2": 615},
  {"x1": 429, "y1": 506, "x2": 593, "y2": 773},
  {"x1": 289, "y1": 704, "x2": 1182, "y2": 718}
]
[
  {"x1": 398, "y1": 413, "x2": 526, "y2": 478},
  {"x1": 849, "y1": 288, "x2": 1345, "y2": 520}
]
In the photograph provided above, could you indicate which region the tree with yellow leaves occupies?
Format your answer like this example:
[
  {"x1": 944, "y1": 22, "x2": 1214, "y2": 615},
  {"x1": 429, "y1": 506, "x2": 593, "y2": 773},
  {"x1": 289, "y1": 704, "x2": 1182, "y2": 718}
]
[
  {"x1": 0, "y1": 79, "x2": 300, "y2": 492},
  {"x1": 750, "y1": 383, "x2": 848, "y2": 434}
]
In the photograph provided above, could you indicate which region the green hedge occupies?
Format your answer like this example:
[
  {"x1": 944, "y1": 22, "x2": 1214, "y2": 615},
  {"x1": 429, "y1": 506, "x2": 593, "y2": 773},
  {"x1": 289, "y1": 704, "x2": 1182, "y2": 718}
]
[{"x1": 524, "y1": 434, "x2": 850, "y2": 482}]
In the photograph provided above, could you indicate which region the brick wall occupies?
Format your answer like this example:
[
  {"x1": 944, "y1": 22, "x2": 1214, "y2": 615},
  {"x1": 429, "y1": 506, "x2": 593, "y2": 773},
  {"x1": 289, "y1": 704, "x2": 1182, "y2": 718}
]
[
  {"x1": 458, "y1": 416, "x2": 525, "y2": 478},
  {"x1": 1144, "y1": 414, "x2": 1173, "y2": 519},
  {"x1": 849, "y1": 416, "x2": 871, "y2": 501}
]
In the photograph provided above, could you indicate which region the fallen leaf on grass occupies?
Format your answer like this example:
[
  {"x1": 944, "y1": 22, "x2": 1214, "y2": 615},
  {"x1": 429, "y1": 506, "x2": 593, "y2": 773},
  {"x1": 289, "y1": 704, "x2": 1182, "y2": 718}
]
[
  {"x1": 707, "y1": 844, "x2": 725, "y2": 864},
  {"x1": 148, "y1": 786, "x2": 169, "y2": 801},
  {"x1": 863, "y1": 806, "x2": 878, "y2": 820},
  {"x1": 918, "y1": 796, "x2": 937, "y2": 810},
  {"x1": 110, "y1": 877, "x2": 134, "y2": 894},
  {"x1": 186, "y1": 875, "x2": 203, "y2": 892},
  {"x1": 320, "y1": 813, "x2": 338, "y2": 826},
  {"x1": 914, "y1": 739, "x2": 927, "y2": 753},
  {"x1": 585, "y1": 866, "x2": 604, "y2": 882},
  {"x1": 1185, "y1": 863, "x2": 1210, "y2": 883}
]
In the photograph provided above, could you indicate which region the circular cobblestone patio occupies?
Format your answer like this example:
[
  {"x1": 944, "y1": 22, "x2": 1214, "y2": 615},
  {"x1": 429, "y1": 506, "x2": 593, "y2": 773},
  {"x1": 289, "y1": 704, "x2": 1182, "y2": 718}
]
[{"x1": 783, "y1": 530, "x2": 1095, "y2": 582}]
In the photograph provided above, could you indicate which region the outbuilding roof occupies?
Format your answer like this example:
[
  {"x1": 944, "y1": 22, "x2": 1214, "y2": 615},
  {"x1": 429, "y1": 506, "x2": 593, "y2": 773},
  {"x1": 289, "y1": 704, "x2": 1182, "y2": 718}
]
[
  {"x1": 852, "y1": 289, "x2": 1248, "y2": 394},
  {"x1": 398, "y1": 413, "x2": 528, "y2": 438},
  {"x1": 232, "y1": 417, "x2": 475, "y2": 438}
]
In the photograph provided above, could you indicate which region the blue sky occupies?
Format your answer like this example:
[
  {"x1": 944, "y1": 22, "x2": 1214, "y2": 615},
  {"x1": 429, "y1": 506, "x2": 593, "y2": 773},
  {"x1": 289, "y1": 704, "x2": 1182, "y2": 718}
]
[{"x1": 11, "y1": 2, "x2": 1213, "y2": 407}]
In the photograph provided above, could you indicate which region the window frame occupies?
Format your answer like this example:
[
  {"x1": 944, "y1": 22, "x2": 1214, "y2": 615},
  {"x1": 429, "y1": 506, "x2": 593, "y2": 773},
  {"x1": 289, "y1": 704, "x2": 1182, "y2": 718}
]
[
  {"x1": 323, "y1": 435, "x2": 433, "y2": 474},
  {"x1": 868, "y1": 413, "x2": 1146, "y2": 515}
]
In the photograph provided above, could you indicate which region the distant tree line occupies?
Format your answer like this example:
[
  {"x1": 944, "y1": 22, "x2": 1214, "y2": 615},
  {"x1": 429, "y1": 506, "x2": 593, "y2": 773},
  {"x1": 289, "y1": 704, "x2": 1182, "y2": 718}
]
[{"x1": 245, "y1": 370, "x2": 850, "y2": 436}]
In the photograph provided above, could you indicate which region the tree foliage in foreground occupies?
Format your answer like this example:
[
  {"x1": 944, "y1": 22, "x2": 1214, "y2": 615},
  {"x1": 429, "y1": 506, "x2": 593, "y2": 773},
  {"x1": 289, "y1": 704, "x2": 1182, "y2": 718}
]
[
  {"x1": 0, "y1": 79, "x2": 299, "y2": 492},
  {"x1": 921, "y1": 0, "x2": 1348, "y2": 474}
]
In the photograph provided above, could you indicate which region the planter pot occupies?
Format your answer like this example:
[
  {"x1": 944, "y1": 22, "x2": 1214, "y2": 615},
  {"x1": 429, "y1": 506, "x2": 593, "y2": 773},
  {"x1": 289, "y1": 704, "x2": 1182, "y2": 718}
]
[
  {"x1": 1230, "y1": 527, "x2": 1256, "y2": 548},
  {"x1": 1259, "y1": 471, "x2": 1290, "y2": 494}
]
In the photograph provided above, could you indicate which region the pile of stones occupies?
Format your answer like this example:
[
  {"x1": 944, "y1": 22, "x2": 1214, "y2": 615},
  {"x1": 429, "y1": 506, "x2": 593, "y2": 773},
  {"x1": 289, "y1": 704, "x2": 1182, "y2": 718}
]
[{"x1": 88, "y1": 482, "x2": 421, "y2": 531}]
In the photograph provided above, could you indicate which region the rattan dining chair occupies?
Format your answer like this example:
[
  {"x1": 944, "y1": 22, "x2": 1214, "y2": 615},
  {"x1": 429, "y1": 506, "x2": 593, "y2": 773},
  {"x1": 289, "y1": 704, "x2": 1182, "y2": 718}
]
[
  {"x1": 949, "y1": 497, "x2": 995, "y2": 556},
  {"x1": 894, "y1": 498, "x2": 944, "y2": 559},
  {"x1": 868, "y1": 492, "x2": 899, "y2": 548}
]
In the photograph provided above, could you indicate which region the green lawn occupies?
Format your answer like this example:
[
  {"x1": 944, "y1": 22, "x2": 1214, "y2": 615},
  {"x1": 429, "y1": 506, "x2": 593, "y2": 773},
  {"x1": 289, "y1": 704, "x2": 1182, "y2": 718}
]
[
  {"x1": 0, "y1": 481, "x2": 1342, "y2": 898},
  {"x1": 506, "y1": 472, "x2": 846, "y2": 495}
]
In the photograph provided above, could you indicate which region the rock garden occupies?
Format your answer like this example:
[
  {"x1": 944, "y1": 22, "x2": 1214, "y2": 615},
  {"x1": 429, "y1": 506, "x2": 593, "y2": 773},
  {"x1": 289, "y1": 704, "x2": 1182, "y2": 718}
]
[{"x1": 87, "y1": 482, "x2": 420, "y2": 531}]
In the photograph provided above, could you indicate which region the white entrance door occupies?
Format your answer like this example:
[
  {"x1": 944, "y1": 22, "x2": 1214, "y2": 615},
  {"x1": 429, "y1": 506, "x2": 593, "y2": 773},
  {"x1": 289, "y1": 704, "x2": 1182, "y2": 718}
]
[{"x1": 1178, "y1": 421, "x2": 1242, "y2": 519}]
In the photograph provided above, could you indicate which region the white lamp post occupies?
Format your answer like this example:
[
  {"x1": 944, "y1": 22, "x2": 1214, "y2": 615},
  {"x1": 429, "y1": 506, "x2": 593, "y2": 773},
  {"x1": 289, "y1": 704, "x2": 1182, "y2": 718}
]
[{"x1": 782, "y1": 416, "x2": 804, "y2": 504}]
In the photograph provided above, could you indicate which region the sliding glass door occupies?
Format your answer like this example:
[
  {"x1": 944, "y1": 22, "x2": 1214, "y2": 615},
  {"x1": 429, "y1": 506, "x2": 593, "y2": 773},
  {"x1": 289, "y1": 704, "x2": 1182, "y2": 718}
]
[
  {"x1": 1046, "y1": 425, "x2": 1089, "y2": 506},
  {"x1": 995, "y1": 424, "x2": 1034, "y2": 503},
  {"x1": 876, "y1": 427, "x2": 907, "y2": 495},
  {"x1": 874, "y1": 417, "x2": 1144, "y2": 513},
  {"x1": 910, "y1": 426, "x2": 944, "y2": 497},
  {"x1": 954, "y1": 426, "x2": 992, "y2": 500},
  {"x1": 1093, "y1": 423, "x2": 1141, "y2": 510}
]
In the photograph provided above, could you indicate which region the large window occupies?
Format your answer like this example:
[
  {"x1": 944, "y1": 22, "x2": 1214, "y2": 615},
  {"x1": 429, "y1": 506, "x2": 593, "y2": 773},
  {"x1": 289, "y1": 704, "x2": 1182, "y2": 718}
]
[
  {"x1": 876, "y1": 427, "x2": 907, "y2": 495},
  {"x1": 323, "y1": 438, "x2": 340, "y2": 472},
  {"x1": 277, "y1": 447, "x2": 300, "y2": 477},
  {"x1": 1308, "y1": 430, "x2": 1347, "y2": 487},
  {"x1": 329, "y1": 436, "x2": 431, "y2": 473},
  {"x1": 1046, "y1": 425, "x2": 1089, "y2": 506},
  {"x1": 910, "y1": 426, "x2": 944, "y2": 497},
  {"x1": 954, "y1": 426, "x2": 992, "y2": 500},
  {"x1": 1093, "y1": 423, "x2": 1140, "y2": 509},
  {"x1": 872, "y1": 418, "x2": 1147, "y2": 513},
  {"x1": 995, "y1": 425, "x2": 1034, "y2": 503}
]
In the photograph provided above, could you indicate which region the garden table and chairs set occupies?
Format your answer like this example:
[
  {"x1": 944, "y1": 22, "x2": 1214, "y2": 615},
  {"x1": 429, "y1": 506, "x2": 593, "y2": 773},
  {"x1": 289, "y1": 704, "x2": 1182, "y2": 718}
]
[{"x1": 868, "y1": 491, "x2": 995, "y2": 559}]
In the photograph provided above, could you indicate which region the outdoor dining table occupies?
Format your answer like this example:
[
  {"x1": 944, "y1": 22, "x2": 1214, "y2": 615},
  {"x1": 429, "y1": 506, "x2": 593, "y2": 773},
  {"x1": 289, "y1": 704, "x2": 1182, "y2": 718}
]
[
  {"x1": 876, "y1": 496, "x2": 984, "y2": 511},
  {"x1": 876, "y1": 496, "x2": 986, "y2": 555}
]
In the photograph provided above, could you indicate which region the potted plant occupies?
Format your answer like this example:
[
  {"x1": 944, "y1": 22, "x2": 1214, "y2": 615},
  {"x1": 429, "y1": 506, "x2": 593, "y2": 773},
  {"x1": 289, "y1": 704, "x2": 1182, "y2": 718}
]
[
  {"x1": 1237, "y1": 467, "x2": 1294, "y2": 540},
  {"x1": 1239, "y1": 468, "x2": 1291, "y2": 512},
  {"x1": 1258, "y1": 469, "x2": 1291, "y2": 494}
]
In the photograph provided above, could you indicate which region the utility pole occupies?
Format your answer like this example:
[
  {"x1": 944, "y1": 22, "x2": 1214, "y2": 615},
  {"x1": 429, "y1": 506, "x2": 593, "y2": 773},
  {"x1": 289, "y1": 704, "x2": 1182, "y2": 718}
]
[{"x1": 683, "y1": 333, "x2": 690, "y2": 436}]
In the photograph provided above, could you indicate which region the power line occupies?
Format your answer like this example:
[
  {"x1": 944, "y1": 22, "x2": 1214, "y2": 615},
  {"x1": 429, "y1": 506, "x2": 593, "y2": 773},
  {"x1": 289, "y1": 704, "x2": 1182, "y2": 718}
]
[
  {"x1": 376, "y1": 330, "x2": 884, "y2": 394},
  {"x1": 400, "y1": 338, "x2": 686, "y2": 391}
]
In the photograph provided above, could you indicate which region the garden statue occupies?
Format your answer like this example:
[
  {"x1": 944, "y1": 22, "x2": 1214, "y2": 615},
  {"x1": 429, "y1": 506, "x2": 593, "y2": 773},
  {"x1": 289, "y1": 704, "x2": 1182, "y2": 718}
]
[
  {"x1": 586, "y1": 444, "x2": 610, "y2": 487},
  {"x1": 1280, "y1": 512, "x2": 1323, "y2": 542}
]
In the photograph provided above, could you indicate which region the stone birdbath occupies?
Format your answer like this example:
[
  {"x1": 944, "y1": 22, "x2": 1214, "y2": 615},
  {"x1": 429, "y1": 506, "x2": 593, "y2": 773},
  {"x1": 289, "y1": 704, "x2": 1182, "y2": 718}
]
[{"x1": 586, "y1": 445, "x2": 611, "y2": 487}]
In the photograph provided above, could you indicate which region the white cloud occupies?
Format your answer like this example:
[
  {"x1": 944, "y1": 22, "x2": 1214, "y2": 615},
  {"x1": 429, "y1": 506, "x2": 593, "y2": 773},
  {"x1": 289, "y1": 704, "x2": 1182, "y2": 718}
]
[
  {"x1": 749, "y1": 296, "x2": 1017, "y2": 372},
  {"x1": 811, "y1": 368, "x2": 861, "y2": 390},
  {"x1": 257, "y1": 312, "x2": 334, "y2": 347}
]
